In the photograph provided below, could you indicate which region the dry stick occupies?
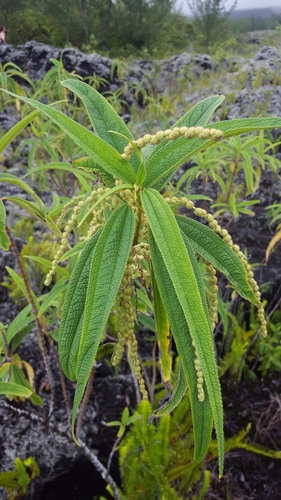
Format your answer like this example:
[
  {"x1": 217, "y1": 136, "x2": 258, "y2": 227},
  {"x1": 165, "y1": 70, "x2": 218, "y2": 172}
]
[
  {"x1": 106, "y1": 435, "x2": 122, "y2": 476},
  {"x1": 5, "y1": 225, "x2": 55, "y2": 416},
  {"x1": 0, "y1": 401, "x2": 121, "y2": 500},
  {"x1": 76, "y1": 364, "x2": 95, "y2": 439},
  {"x1": 79, "y1": 440, "x2": 121, "y2": 500}
]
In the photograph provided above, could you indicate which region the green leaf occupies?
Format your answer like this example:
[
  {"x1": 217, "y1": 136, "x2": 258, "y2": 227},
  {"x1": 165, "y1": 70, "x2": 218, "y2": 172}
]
[
  {"x1": 23, "y1": 255, "x2": 69, "y2": 278},
  {"x1": 142, "y1": 188, "x2": 224, "y2": 474},
  {"x1": 152, "y1": 365, "x2": 188, "y2": 418},
  {"x1": 22, "y1": 162, "x2": 97, "y2": 184},
  {"x1": 143, "y1": 94, "x2": 225, "y2": 190},
  {"x1": 0, "y1": 110, "x2": 39, "y2": 154},
  {"x1": 0, "y1": 88, "x2": 136, "y2": 185},
  {"x1": 71, "y1": 157, "x2": 115, "y2": 188},
  {"x1": 176, "y1": 215, "x2": 259, "y2": 305},
  {"x1": 5, "y1": 196, "x2": 62, "y2": 237},
  {"x1": 0, "y1": 381, "x2": 32, "y2": 397},
  {"x1": 96, "y1": 343, "x2": 115, "y2": 359},
  {"x1": 72, "y1": 204, "x2": 135, "y2": 442},
  {"x1": 215, "y1": 117, "x2": 281, "y2": 138},
  {"x1": 149, "y1": 229, "x2": 213, "y2": 463},
  {"x1": 5, "y1": 267, "x2": 39, "y2": 310},
  {"x1": 0, "y1": 173, "x2": 44, "y2": 207},
  {"x1": 59, "y1": 228, "x2": 103, "y2": 381},
  {"x1": 38, "y1": 278, "x2": 68, "y2": 317},
  {"x1": 4, "y1": 305, "x2": 33, "y2": 347},
  {"x1": 77, "y1": 183, "x2": 133, "y2": 228},
  {"x1": 62, "y1": 79, "x2": 140, "y2": 172},
  {"x1": 145, "y1": 113, "x2": 281, "y2": 192},
  {"x1": 151, "y1": 270, "x2": 172, "y2": 384},
  {"x1": 0, "y1": 200, "x2": 9, "y2": 250}
]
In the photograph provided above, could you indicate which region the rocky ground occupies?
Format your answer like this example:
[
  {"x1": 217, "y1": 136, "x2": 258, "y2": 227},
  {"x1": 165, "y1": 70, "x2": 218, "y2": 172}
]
[{"x1": 0, "y1": 37, "x2": 281, "y2": 499}]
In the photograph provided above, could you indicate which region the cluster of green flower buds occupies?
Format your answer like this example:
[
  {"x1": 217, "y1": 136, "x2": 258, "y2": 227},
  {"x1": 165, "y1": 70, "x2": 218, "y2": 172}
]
[
  {"x1": 121, "y1": 126, "x2": 223, "y2": 161},
  {"x1": 112, "y1": 258, "x2": 148, "y2": 400},
  {"x1": 206, "y1": 263, "x2": 219, "y2": 331},
  {"x1": 45, "y1": 197, "x2": 89, "y2": 286},
  {"x1": 194, "y1": 352, "x2": 205, "y2": 402}
]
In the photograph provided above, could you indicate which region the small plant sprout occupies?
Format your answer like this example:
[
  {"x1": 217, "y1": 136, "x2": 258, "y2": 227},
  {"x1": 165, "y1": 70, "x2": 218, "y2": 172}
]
[{"x1": 1, "y1": 79, "x2": 281, "y2": 477}]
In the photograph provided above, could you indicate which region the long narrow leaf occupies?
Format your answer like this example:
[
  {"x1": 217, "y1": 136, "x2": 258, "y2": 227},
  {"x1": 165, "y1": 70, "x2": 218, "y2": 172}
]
[
  {"x1": 142, "y1": 188, "x2": 224, "y2": 474},
  {"x1": 149, "y1": 231, "x2": 213, "y2": 462},
  {"x1": 62, "y1": 79, "x2": 140, "y2": 172},
  {"x1": 152, "y1": 366, "x2": 188, "y2": 418},
  {"x1": 59, "y1": 228, "x2": 103, "y2": 381},
  {"x1": 0, "y1": 173, "x2": 44, "y2": 207},
  {"x1": 72, "y1": 204, "x2": 135, "y2": 441},
  {"x1": 176, "y1": 215, "x2": 259, "y2": 305},
  {"x1": 151, "y1": 271, "x2": 172, "y2": 384},
  {"x1": 4, "y1": 196, "x2": 62, "y2": 237},
  {"x1": 0, "y1": 89, "x2": 136, "y2": 185},
  {"x1": 0, "y1": 110, "x2": 39, "y2": 153}
]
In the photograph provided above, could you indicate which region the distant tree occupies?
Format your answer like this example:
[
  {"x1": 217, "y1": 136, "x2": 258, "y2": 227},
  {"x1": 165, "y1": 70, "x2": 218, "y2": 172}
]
[{"x1": 186, "y1": 0, "x2": 237, "y2": 50}]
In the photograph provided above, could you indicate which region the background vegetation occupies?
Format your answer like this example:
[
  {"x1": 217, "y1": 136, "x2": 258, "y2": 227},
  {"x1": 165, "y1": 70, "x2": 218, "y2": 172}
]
[{"x1": 0, "y1": 0, "x2": 281, "y2": 57}]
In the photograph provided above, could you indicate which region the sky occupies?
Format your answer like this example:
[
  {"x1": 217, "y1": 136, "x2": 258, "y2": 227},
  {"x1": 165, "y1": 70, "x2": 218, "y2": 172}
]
[{"x1": 178, "y1": 0, "x2": 281, "y2": 15}]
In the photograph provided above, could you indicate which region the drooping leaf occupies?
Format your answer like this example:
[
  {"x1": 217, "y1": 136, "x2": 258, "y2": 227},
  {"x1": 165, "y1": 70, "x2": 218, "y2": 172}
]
[
  {"x1": 62, "y1": 79, "x2": 140, "y2": 172},
  {"x1": 59, "y1": 228, "x2": 103, "y2": 381},
  {"x1": 5, "y1": 196, "x2": 62, "y2": 237},
  {"x1": 0, "y1": 89, "x2": 136, "y2": 185},
  {"x1": 0, "y1": 110, "x2": 39, "y2": 154},
  {"x1": 152, "y1": 365, "x2": 188, "y2": 418},
  {"x1": 149, "y1": 231, "x2": 213, "y2": 462},
  {"x1": 71, "y1": 204, "x2": 135, "y2": 441},
  {"x1": 176, "y1": 215, "x2": 259, "y2": 305},
  {"x1": 151, "y1": 270, "x2": 172, "y2": 384},
  {"x1": 22, "y1": 162, "x2": 97, "y2": 184},
  {"x1": 142, "y1": 188, "x2": 224, "y2": 474},
  {"x1": 0, "y1": 173, "x2": 44, "y2": 207}
]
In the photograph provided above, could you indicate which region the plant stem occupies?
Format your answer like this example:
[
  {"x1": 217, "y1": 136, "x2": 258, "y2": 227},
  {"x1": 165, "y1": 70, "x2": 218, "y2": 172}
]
[{"x1": 5, "y1": 225, "x2": 55, "y2": 416}]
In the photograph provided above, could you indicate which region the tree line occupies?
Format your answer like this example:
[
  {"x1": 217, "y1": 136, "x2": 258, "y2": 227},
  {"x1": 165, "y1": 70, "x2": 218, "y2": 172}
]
[{"x1": 0, "y1": 0, "x2": 280, "y2": 57}]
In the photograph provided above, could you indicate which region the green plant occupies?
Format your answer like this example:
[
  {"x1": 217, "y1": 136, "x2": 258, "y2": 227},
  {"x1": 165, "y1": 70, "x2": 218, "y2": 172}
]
[
  {"x1": 0, "y1": 62, "x2": 35, "y2": 111},
  {"x1": 177, "y1": 131, "x2": 281, "y2": 221},
  {"x1": 2, "y1": 81, "x2": 281, "y2": 479},
  {"x1": 0, "y1": 456, "x2": 40, "y2": 500},
  {"x1": 116, "y1": 396, "x2": 281, "y2": 499}
]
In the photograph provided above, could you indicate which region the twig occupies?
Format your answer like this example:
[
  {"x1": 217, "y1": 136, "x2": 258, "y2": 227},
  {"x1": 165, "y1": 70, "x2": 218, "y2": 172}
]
[
  {"x1": 5, "y1": 225, "x2": 55, "y2": 416},
  {"x1": 79, "y1": 440, "x2": 122, "y2": 500},
  {"x1": 106, "y1": 435, "x2": 122, "y2": 475}
]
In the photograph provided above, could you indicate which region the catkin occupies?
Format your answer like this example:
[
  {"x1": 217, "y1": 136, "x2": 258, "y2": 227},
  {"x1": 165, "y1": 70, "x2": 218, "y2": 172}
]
[{"x1": 121, "y1": 126, "x2": 223, "y2": 161}]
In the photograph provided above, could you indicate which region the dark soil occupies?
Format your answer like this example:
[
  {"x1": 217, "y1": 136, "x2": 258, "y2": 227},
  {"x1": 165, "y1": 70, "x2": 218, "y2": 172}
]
[
  {"x1": 22, "y1": 373, "x2": 281, "y2": 500},
  {"x1": 207, "y1": 374, "x2": 281, "y2": 500}
]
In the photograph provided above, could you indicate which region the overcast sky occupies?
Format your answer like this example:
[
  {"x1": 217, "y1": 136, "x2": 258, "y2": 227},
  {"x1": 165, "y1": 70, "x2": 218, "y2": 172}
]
[{"x1": 178, "y1": 0, "x2": 281, "y2": 15}]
